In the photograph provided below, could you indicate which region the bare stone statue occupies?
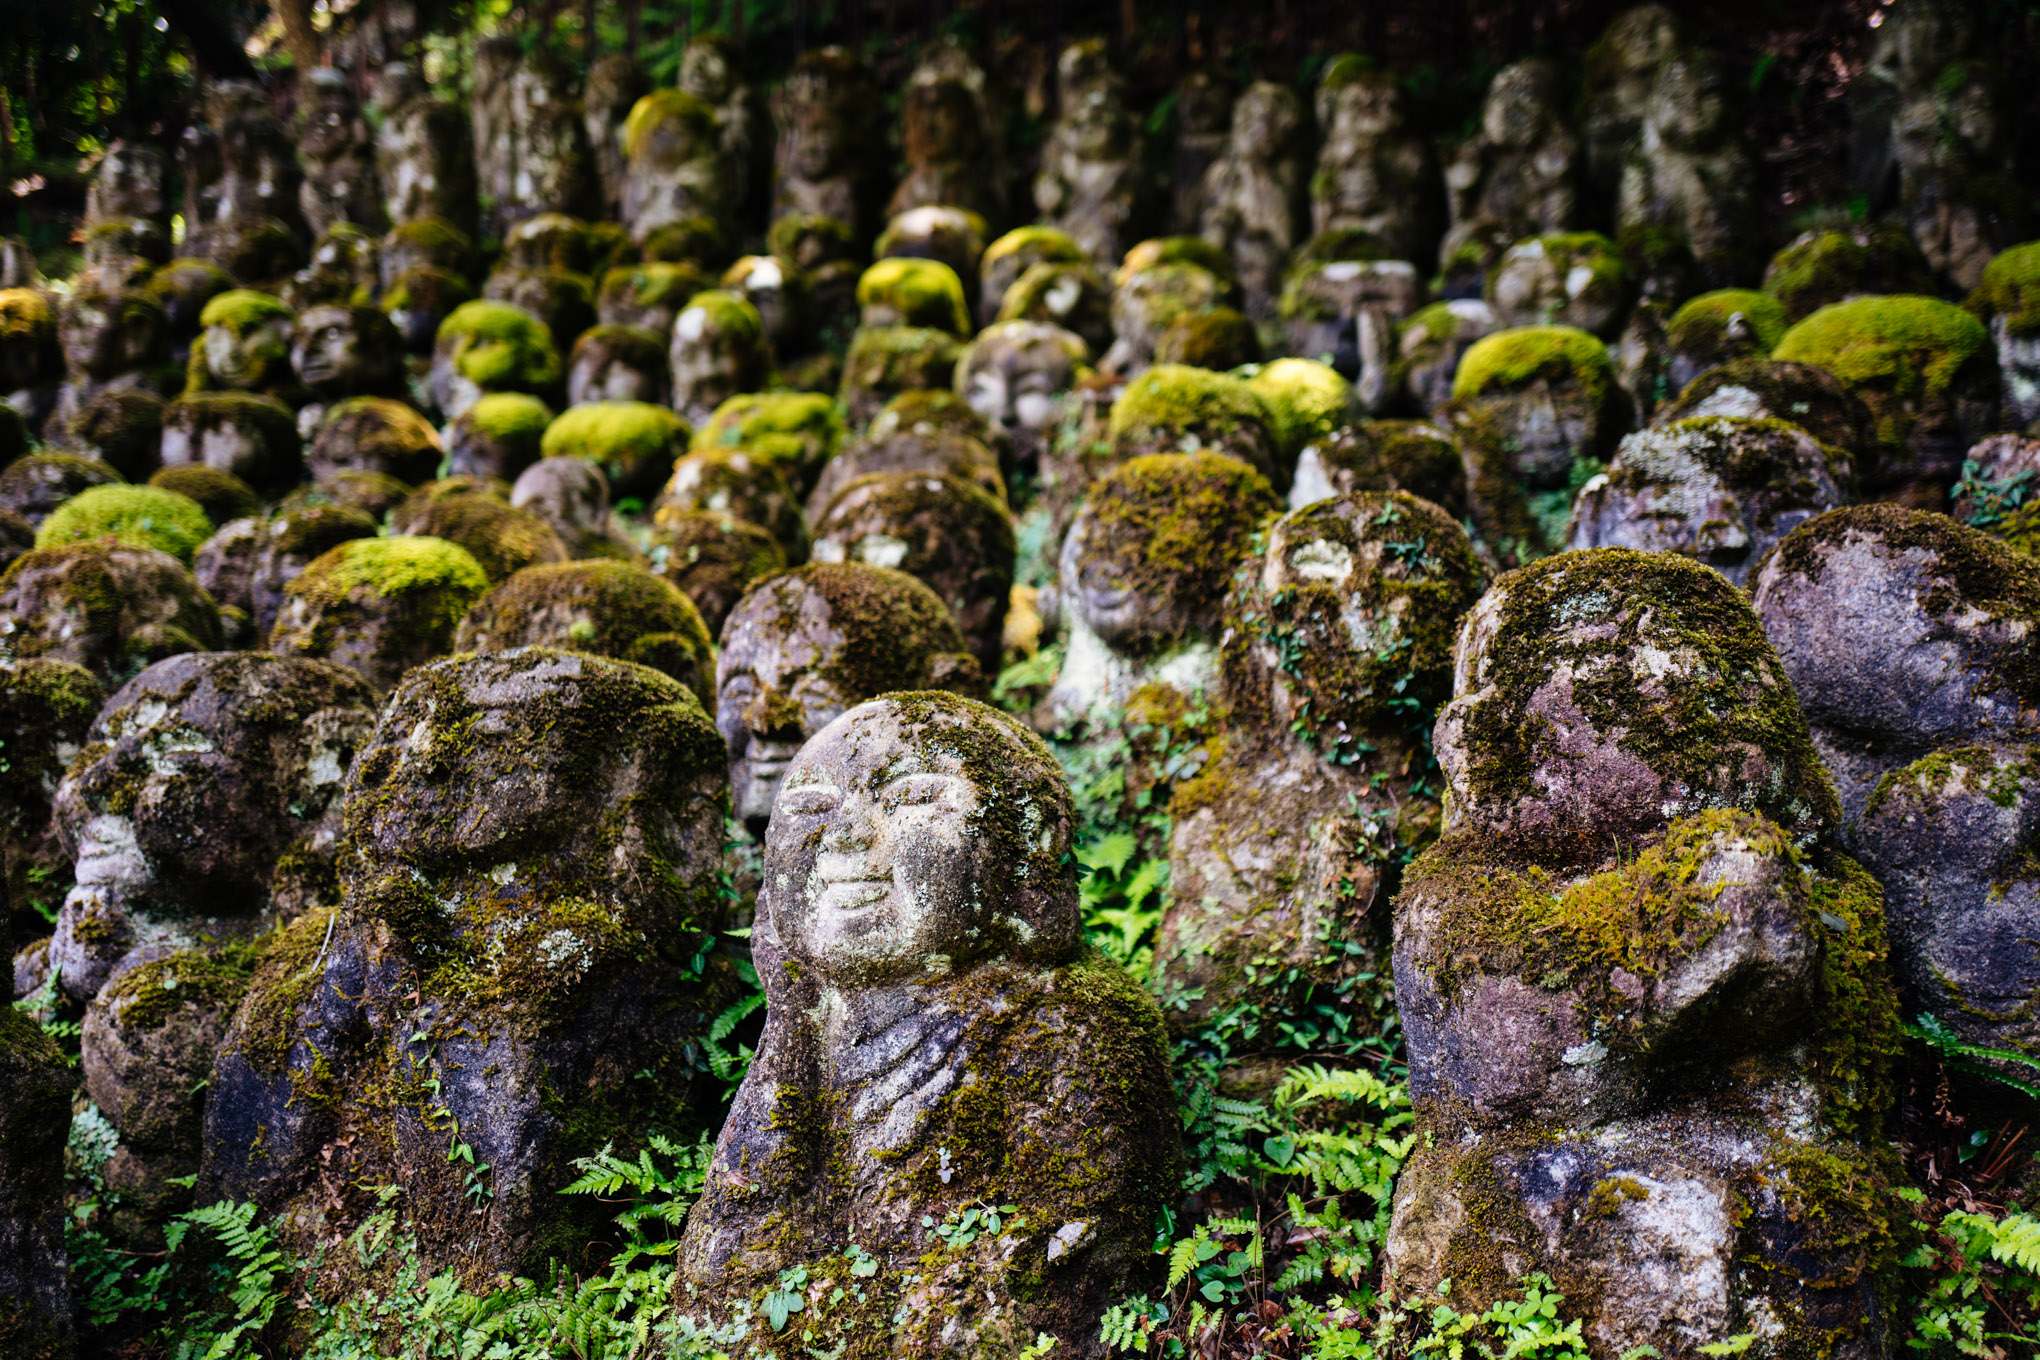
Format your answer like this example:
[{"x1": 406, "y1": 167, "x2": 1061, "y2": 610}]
[
  {"x1": 1033, "y1": 40, "x2": 1150, "y2": 273},
  {"x1": 1310, "y1": 58, "x2": 1440, "y2": 265},
  {"x1": 1439, "y1": 60, "x2": 1581, "y2": 288},
  {"x1": 1199, "y1": 82, "x2": 1309, "y2": 325},
  {"x1": 676, "y1": 693, "x2": 1177, "y2": 1358}
]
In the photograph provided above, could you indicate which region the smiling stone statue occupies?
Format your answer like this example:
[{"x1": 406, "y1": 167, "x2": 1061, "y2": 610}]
[{"x1": 675, "y1": 693, "x2": 1178, "y2": 1358}]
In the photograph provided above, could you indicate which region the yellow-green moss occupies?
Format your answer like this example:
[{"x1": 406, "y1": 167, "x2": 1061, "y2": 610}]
[
  {"x1": 35, "y1": 484, "x2": 212, "y2": 564},
  {"x1": 599, "y1": 261, "x2": 714, "y2": 313},
  {"x1": 1108, "y1": 363, "x2": 1275, "y2": 456},
  {"x1": 1773, "y1": 295, "x2": 1988, "y2": 406},
  {"x1": 1666, "y1": 289, "x2": 1789, "y2": 357},
  {"x1": 0, "y1": 287, "x2": 56, "y2": 342},
  {"x1": 1154, "y1": 306, "x2": 1259, "y2": 370},
  {"x1": 543, "y1": 400, "x2": 690, "y2": 495},
  {"x1": 386, "y1": 216, "x2": 476, "y2": 270},
  {"x1": 198, "y1": 289, "x2": 293, "y2": 335},
  {"x1": 1115, "y1": 235, "x2": 1236, "y2": 288},
  {"x1": 1760, "y1": 226, "x2": 1934, "y2": 321},
  {"x1": 436, "y1": 300, "x2": 562, "y2": 391},
  {"x1": 621, "y1": 88, "x2": 716, "y2": 161},
  {"x1": 857, "y1": 257, "x2": 970, "y2": 336},
  {"x1": 692, "y1": 390, "x2": 844, "y2": 483},
  {"x1": 1246, "y1": 357, "x2": 1357, "y2": 456},
  {"x1": 464, "y1": 391, "x2": 555, "y2": 444},
  {"x1": 1452, "y1": 325, "x2": 1615, "y2": 404},
  {"x1": 1966, "y1": 240, "x2": 2040, "y2": 337},
  {"x1": 148, "y1": 466, "x2": 258, "y2": 526},
  {"x1": 677, "y1": 289, "x2": 766, "y2": 342},
  {"x1": 980, "y1": 225, "x2": 1084, "y2": 273}
]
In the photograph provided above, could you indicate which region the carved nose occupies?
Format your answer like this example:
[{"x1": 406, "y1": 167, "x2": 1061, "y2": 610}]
[{"x1": 743, "y1": 686, "x2": 804, "y2": 740}]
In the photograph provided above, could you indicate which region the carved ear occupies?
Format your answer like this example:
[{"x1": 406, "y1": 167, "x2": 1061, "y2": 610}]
[{"x1": 925, "y1": 652, "x2": 985, "y2": 700}]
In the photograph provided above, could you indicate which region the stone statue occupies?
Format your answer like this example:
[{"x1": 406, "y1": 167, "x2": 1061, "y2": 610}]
[
  {"x1": 1439, "y1": 60, "x2": 1581, "y2": 289},
  {"x1": 676, "y1": 693, "x2": 1177, "y2": 1358},
  {"x1": 297, "y1": 68, "x2": 387, "y2": 238},
  {"x1": 1198, "y1": 82, "x2": 1309, "y2": 324},
  {"x1": 1386, "y1": 549, "x2": 1896, "y2": 1352},
  {"x1": 1310, "y1": 58, "x2": 1440, "y2": 265},
  {"x1": 771, "y1": 48, "x2": 884, "y2": 247},
  {"x1": 1033, "y1": 40, "x2": 1149, "y2": 273},
  {"x1": 373, "y1": 61, "x2": 479, "y2": 237},
  {"x1": 681, "y1": 36, "x2": 770, "y2": 228},
  {"x1": 889, "y1": 37, "x2": 1003, "y2": 225},
  {"x1": 471, "y1": 36, "x2": 602, "y2": 235},
  {"x1": 1616, "y1": 50, "x2": 1758, "y2": 286}
]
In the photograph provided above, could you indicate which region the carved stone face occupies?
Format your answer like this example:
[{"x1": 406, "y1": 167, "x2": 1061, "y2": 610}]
[
  {"x1": 292, "y1": 304, "x2": 399, "y2": 395},
  {"x1": 680, "y1": 39, "x2": 735, "y2": 104},
  {"x1": 903, "y1": 81, "x2": 977, "y2": 163},
  {"x1": 669, "y1": 300, "x2": 768, "y2": 425},
  {"x1": 511, "y1": 456, "x2": 610, "y2": 542},
  {"x1": 717, "y1": 575, "x2": 857, "y2": 830},
  {"x1": 203, "y1": 313, "x2": 293, "y2": 391},
  {"x1": 1483, "y1": 62, "x2": 1558, "y2": 149},
  {"x1": 765, "y1": 695, "x2": 1075, "y2": 985},
  {"x1": 1649, "y1": 56, "x2": 1728, "y2": 148},
  {"x1": 958, "y1": 321, "x2": 1082, "y2": 452},
  {"x1": 566, "y1": 336, "x2": 667, "y2": 406},
  {"x1": 60, "y1": 288, "x2": 164, "y2": 381},
  {"x1": 1230, "y1": 82, "x2": 1301, "y2": 159}
]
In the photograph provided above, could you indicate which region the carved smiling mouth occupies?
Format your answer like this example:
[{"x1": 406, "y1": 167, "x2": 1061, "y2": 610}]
[{"x1": 818, "y1": 878, "x2": 891, "y2": 914}]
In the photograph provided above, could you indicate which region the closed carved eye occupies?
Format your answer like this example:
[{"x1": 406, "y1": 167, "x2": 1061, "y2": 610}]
[
  {"x1": 777, "y1": 782, "x2": 842, "y2": 817},
  {"x1": 880, "y1": 773, "x2": 965, "y2": 809}
]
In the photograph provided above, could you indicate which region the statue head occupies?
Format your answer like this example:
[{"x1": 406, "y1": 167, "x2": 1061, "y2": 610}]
[
  {"x1": 716, "y1": 562, "x2": 977, "y2": 835},
  {"x1": 292, "y1": 303, "x2": 404, "y2": 397},
  {"x1": 765, "y1": 692, "x2": 1078, "y2": 986},
  {"x1": 59, "y1": 283, "x2": 168, "y2": 381}
]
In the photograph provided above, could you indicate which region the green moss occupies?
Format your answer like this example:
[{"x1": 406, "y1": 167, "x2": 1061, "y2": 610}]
[
  {"x1": 320, "y1": 396, "x2": 441, "y2": 470},
  {"x1": 462, "y1": 392, "x2": 555, "y2": 444},
  {"x1": 461, "y1": 558, "x2": 715, "y2": 700},
  {"x1": 1108, "y1": 363, "x2": 1276, "y2": 461},
  {"x1": 1246, "y1": 358, "x2": 1356, "y2": 457},
  {"x1": 542, "y1": 400, "x2": 690, "y2": 493},
  {"x1": 381, "y1": 265, "x2": 474, "y2": 317},
  {"x1": 856, "y1": 257, "x2": 970, "y2": 336},
  {"x1": 676, "y1": 289, "x2": 765, "y2": 346},
  {"x1": 980, "y1": 225, "x2": 1085, "y2": 274},
  {"x1": 291, "y1": 534, "x2": 488, "y2": 613},
  {"x1": 1451, "y1": 325, "x2": 1615, "y2": 405},
  {"x1": 1666, "y1": 289, "x2": 1789, "y2": 358},
  {"x1": 621, "y1": 88, "x2": 716, "y2": 161},
  {"x1": 1080, "y1": 452, "x2": 1281, "y2": 643},
  {"x1": 692, "y1": 390, "x2": 844, "y2": 485},
  {"x1": 1446, "y1": 547, "x2": 1838, "y2": 846},
  {"x1": 198, "y1": 289, "x2": 292, "y2": 335},
  {"x1": 148, "y1": 465, "x2": 258, "y2": 526},
  {"x1": 1966, "y1": 241, "x2": 2040, "y2": 337},
  {"x1": 1760, "y1": 226, "x2": 1935, "y2": 322},
  {"x1": 599, "y1": 262, "x2": 714, "y2": 315},
  {"x1": 385, "y1": 216, "x2": 476, "y2": 271},
  {"x1": 36, "y1": 484, "x2": 212, "y2": 563},
  {"x1": 100, "y1": 948, "x2": 255, "y2": 1035},
  {"x1": 1115, "y1": 236, "x2": 1236, "y2": 287},
  {"x1": 1774, "y1": 295, "x2": 1988, "y2": 395},
  {"x1": 435, "y1": 300, "x2": 562, "y2": 392},
  {"x1": 396, "y1": 492, "x2": 563, "y2": 583},
  {"x1": 641, "y1": 217, "x2": 731, "y2": 268},
  {"x1": 1317, "y1": 52, "x2": 1376, "y2": 89},
  {"x1": 0, "y1": 286, "x2": 56, "y2": 342},
  {"x1": 767, "y1": 213, "x2": 856, "y2": 268},
  {"x1": 1153, "y1": 306, "x2": 1258, "y2": 370},
  {"x1": 839, "y1": 326, "x2": 965, "y2": 406}
]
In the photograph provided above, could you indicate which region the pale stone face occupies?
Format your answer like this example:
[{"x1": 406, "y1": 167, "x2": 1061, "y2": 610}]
[
  {"x1": 717, "y1": 578, "x2": 853, "y2": 830},
  {"x1": 959, "y1": 322, "x2": 1079, "y2": 445},
  {"x1": 203, "y1": 316, "x2": 292, "y2": 391},
  {"x1": 291, "y1": 306, "x2": 377, "y2": 392},
  {"x1": 767, "y1": 702, "x2": 997, "y2": 985}
]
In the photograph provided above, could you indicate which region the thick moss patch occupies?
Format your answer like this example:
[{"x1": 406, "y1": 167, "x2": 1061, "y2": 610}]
[{"x1": 36, "y1": 485, "x2": 212, "y2": 564}]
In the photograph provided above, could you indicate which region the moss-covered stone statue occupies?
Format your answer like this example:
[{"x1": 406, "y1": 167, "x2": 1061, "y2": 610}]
[
  {"x1": 1752, "y1": 505, "x2": 2040, "y2": 1067},
  {"x1": 268, "y1": 535, "x2": 490, "y2": 694},
  {"x1": 1198, "y1": 82, "x2": 1308, "y2": 325},
  {"x1": 1614, "y1": 49, "x2": 1757, "y2": 287},
  {"x1": 444, "y1": 391, "x2": 553, "y2": 483},
  {"x1": 0, "y1": 1002, "x2": 74, "y2": 1360},
  {"x1": 1310, "y1": 57, "x2": 1441, "y2": 266},
  {"x1": 770, "y1": 48, "x2": 885, "y2": 247},
  {"x1": 996, "y1": 258, "x2": 1115, "y2": 361},
  {"x1": 1106, "y1": 363, "x2": 1282, "y2": 488},
  {"x1": 1439, "y1": 60, "x2": 1581, "y2": 292},
  {"x1": 1656, "y1": 356, "x2": 1876, "y2": 457},
  {"x1": 1158, "y1": 492, "x2": 1482, "y2": 1047},
  {"x1": 0, "y1": 287, "x2": 63, "y2": 431},
  {"x1": 430, "y1": 300, "x2": 564, "y2": 422},
  {"x1": 657, "y1": 449, "x2": 806, "y2": 562},
  {"x1": 540, "y1": 398, "x2": 688, "y2": 502},
  {"x1": 1033, "y1": 40, "x2": 1151, "y2": 273},
  {"x1": 644, "y1": 511, "x2": 785, "y2": 639},
  {"x1": 682, "y1": 35, "x2": 770, "y2": 226},
  {"x1": 1964, "y1": 240, "x2": 2040, "y2": 429},
  {"x1": 196, "y1": 502, "x2": 378, "y2": 642},
  {"x1": 957, "y1": 321, "x2": 1088, "y2": 483},
  {"x1": 1567, "y1": 416, "x2": 1855, "y2": 585},
  {"x1": 674, "y1": 693, "x2": 1177, "y2": 1358},
  {"x1": 669, "y1": 290, "x2": 770, "y2": 427},
  {"x1": 1278, "y1": 234, "x2": 1423, "y2": 407},
  {"x1": 296, "y1": 68, "x2": 386, "y2": 239},
  {"x1": 1100, "y1": 250, "x2": 1234, "y2": 378},
  {"x1": 1386, "y1": 548, "x2": 1899, "y2": 1354},
  {"x1": 0, "y1": 659, "x2": 104, "y2": 926},
  {"x1": 199, "y1": 646, "x2": 739, "y2": 1278},
  {"x1": 35, "y1": 484, "x2": 212, "y2": 565},
  {"x1": 856, "y1": 257, "x2": 971, "y2": 336},
  {"x1": 566, "y1": 323, "x2": 670, "y2": 409},
  {"x1": 470, "y1": 36, "x2": 601, "y2": 234},
  {"x1": 1773, "y1": 294, "x2": 1997, "y2": 507},
  {"x1": 0, "y1": 540, "x2": 222, "y2": 687},
  {"x1": 806, "y1": 402, "x2": 1005, "y2": 523},
  {"x1": 810, "y1": 471, "x2": 1015, "y2": 672},
  {"x1": 455, "y1": 559, "x2": 714, "y2": 704},
  {"x1": 1659, "y1": 289, "x2": 1788, "y2": 395},
  {"x1": 372, "y1": 61, "x2": 479, "y2": 239},
  {"x1": 1485, "y1": 232, "x2": 1635, "y2": 340},
  {"x1": 1760, "y1": 224, "x2": 1936, "y2": 323},
  {"x1": 290, "y1": 303, "x2": 407, "y2": 436},
  {"x1": 691, "y1": 390, "x2": 845, "y2": 498},
  {"x1": 1166, "y1": 70, "x2": 1234, "y2": 235},
  {"x1": 979, "y1": 225, "x2": 1088, "y2": 330},
  {"x1": 838, "y1": 325, "x2": 965, "y2": 428},
  {"x1": 307, "y1": 395, "x2": 444, "y2": 486},
  {"x1": 1043, "y1": 452, "x2": 1280, "y2": 732},
  {"x1": 621, "y1": 88, "x2": 732, "y2": 247},
  {"x1": 388, "y1": 485, "x2": 570, "y2": 584},
  {"x1": 1288, "y1": 418, "x2": 1468, "y2": 519},
  {"x1": 52, "y1": 280, "x2": 172, "y2": 436},
  {"x1": 45, "y1": 652, "x2": 377, "y2": 1005},
  {"x1": 511, "y1": 456, "x2": 642, "y2": 564},
  {"x1": 889, "y1": 39, "x2": 1003, "y2": 224}
]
